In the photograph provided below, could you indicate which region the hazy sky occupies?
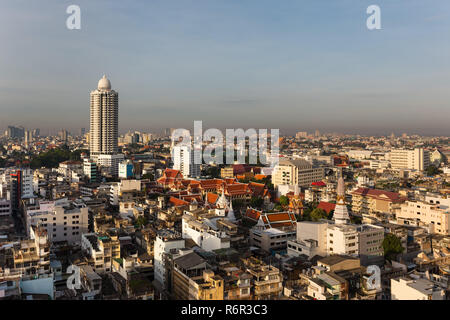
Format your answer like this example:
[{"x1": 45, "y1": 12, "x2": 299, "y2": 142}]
[{"x1": 1, "y1": 0, "x2": 450, "y2": 136}]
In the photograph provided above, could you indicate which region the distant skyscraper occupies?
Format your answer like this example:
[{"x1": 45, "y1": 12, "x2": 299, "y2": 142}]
[
  {"x1": 7, "y1": 126, "x2": 24, "y2": 139},
  {"x1": 80, "y1": 127, "x2": 86, "y2": 136},
  {"x1": 59, "y1": 129, "x2": 68, "y2": 142},
  {"x1": 164, "y1": 128, "x2": 171, "y2": 137},
  {"x1": 24, "y1": 130, "x2": 33, "y2": 147},
  {"x1": 90, "y1": 75, "x2": 119, "y2": 160}
]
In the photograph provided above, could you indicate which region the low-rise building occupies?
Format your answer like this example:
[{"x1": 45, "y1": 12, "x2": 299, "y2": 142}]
[
  {"x1": 81, "y1": 232, "x2": 121, "y2": 274},
  {"x1": 397, "y1": 200, "x2": 450, "y2": 235},
  {"x1": 242, "y1": 257, "x2": 283, "y2": 300},
  {"x1": 391, "y1": 275, "x2": 446, "y2": 300},
  {"x1": 25, "y1": 198, "x2": 89, "y2": 245}
]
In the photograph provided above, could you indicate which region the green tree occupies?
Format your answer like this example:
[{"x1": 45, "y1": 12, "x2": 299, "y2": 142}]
[
  {"x1": 310, "y1": 208, "x2": 328, "y2": 222},
  {"x1": 327, "y1": 210, "x2": 334, "y2": 220},
  {"x1": 273, "y1": 204, "x2": 283, "y2": 212},
  {"x1": 232, "y1": 199, "x2": 245, "y2": 210},
  {"x1": 382, "y1": 234, "x2": 404, "y2": 261},
  {"x1": 204, "y1": 166, "x2": 221, "y2": 178},
  {"x1": 298, "y1": 209, "x2": 312, "y2": 222},
  {"x1": 350, "y1": 215, "x2": 362, "y2": 224},
  {"x1": 426, "y1": 165, "x2": 439, "y2": 176},
  {"x1": 142, "y1": 173, "x2": 154, "y2": 180},
  {"x1": 250, "y1": 197, "x2": 263, "y2": 209},
  {"x1": 135, "y1": 216, "x2": 148, "y2": 228},
  {"x1": 279, "y1": 195, "x2": 289, "y2": 207}
]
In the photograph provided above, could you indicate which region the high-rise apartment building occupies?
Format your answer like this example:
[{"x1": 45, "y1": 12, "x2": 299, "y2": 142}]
[
  {"x1": 89, "y1": 75, "x2": 119, "y2": 160},
  {"x1": 172, "y1": 145, "x2": 201, "y2": 178},
  {"x1": 390, "y1": 148, "x2": 430, "y2": 171}
]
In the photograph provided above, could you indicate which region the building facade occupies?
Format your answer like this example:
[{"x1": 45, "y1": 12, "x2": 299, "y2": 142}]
[
  {"x1": 271, "y1": 159, "x2": 324, "y2": 188},
  {"x1": 390, "y1": 148, "x2": 430, "y2": 171},
  {"x1": 90, "y1": 75, "x2": 119, "y2": 158}
]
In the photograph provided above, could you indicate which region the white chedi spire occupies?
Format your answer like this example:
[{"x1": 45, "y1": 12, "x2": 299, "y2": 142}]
[
  {"x1": 216, "y1": 187, "x2": 228, "y2": 209},
  {"x1": 227, "y1": 199, "x2": 237, "y2": 222},
  {"x1": 215, "y1": 187, "x2": 228, "y2": 216},
  {"x1": 333, "y1": 175, "x2": 350, "y2": 225}
]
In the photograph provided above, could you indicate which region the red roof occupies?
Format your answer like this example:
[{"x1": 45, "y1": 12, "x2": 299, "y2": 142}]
[
  {"x1": 245, "y1": 208, "x2": 261, "y2": 222},
  {"x1": 311, "y1": 181, "x2": 326, "y2": 187},
  {"x1": 164, "y1": 169, "x2": 183, "y2": 179},
  {"x1": 254, "y1": 174, "x2": 267, "y2": 180},
  {"x1": 168, "y1": 196, "x2": 189, "y2": 207},
  {"x1": 317, "y1": 202, "x2": 336, "y2": 214},
  {"x1": 352, "y1": 187, "x2": 405, "y2": 202},
  {"x1": 244, "y1": 209, "x2": 296, "y2": 229},
  {"x1": 206, "y1": 192, "x2": 219, "y2": 205}
]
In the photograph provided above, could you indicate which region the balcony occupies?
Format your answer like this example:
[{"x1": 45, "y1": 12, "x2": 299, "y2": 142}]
[{"x1": 254, "y1": 277, "x2": 280, "y2": 287}]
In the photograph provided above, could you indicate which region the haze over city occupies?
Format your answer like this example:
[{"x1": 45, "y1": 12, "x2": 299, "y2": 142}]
[{"x1": 1, "y1": 0, "x2": 450, "y2": 136}]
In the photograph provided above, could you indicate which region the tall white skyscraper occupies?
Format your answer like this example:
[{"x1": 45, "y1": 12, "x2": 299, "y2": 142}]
[
  {"x1": 172, "y1": 145, "x2": 201, "y2": 178},
  {"x1": 89, "y1": 75, "x2": 122, "y2": 176},
  {"x1": 90, "y1": 75, "x2": 119, "y2": 160}
]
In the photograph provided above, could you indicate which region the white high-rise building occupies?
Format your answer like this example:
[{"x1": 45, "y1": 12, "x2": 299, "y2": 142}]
[
  {"x1": 90, "y1": 75, "x2": 119, "y2": 160},
  {"x1": 390, "y1": 148, "x2": 430, "y2": 171},
  {"x1": 172, "y1": 145, "x2": 201, "y2": 178}
]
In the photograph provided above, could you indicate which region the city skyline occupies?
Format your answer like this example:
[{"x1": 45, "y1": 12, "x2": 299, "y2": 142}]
[{"x1": 1, "y1": 1, "x2": 450, "y2": 136}]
